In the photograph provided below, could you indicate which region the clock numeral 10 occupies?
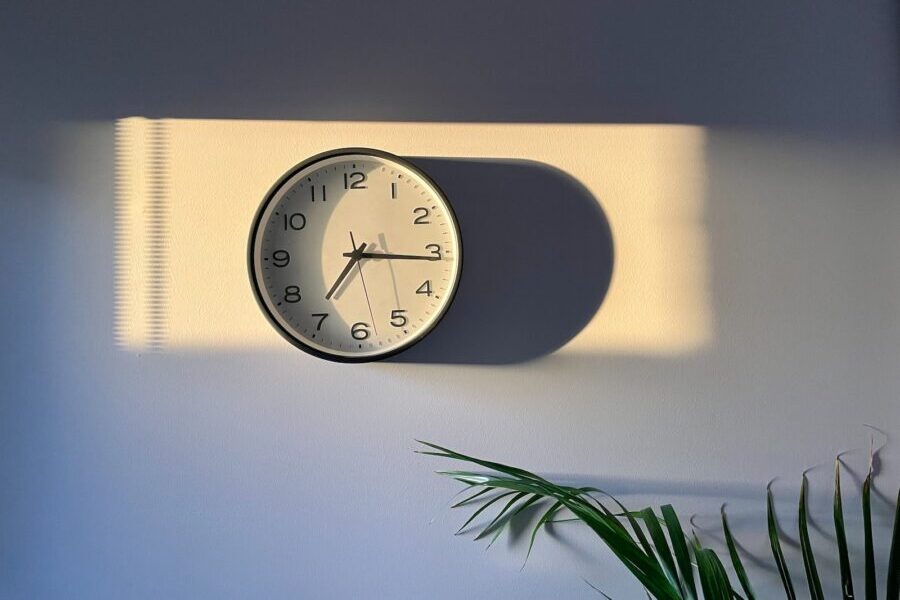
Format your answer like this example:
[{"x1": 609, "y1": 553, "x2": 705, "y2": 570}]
[{"x1": 283, "y1": 213, "x2": 306, "y2": 230}]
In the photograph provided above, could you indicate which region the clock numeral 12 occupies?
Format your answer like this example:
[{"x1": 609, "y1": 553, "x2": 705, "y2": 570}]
[{"x1": 344, "y1": 172, "x2": 367, "y2": 189}]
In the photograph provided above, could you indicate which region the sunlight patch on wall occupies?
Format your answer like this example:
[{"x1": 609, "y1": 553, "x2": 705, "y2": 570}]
[{"x1": 115, "y1": 119, "x2": 711, "y2": 355}]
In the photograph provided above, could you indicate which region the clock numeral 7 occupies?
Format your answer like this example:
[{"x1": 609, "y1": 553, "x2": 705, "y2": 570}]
[
  {"x1": 343, "y1": 172, "x2": 367, "y2": 189},
  {"x1": 311, "y1": 313, "x2": 328, "y2": 331},
  {"x1": 390, "y1": 309, "x2": 408, "y2": 327}
]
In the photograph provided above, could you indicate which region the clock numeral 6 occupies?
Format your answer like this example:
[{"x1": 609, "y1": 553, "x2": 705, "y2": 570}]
[
  {"x1": 416, "y1": 280, "x2": 433, "y2": 297},
  {"x1": 390, "y1": 309, "x2": 408, "y2": 327},
  {"x1": 343, "y1": 172, "x2": 367, "y2": 190},
  {"x1": 311, "y1": 313, "x2": 328, "y2": 331},
  {"x1": 425, "y1": 244, "x2": 442, "y2": 259},
  {"x1": 283, "y1": 213, "x2": 306, "y2": 230},
  {"x1": 351, "y1": 322, "x2": 371, "y2": 340},
  {"x1": 284, "y1": 285, "x2": 301, "y2": 303},
  {"x1": 412, "y1": 207, "x2": 430, "y2": 225},
  {"x1": 272, "y1": 250, "x2": 290, "y2": 267}
]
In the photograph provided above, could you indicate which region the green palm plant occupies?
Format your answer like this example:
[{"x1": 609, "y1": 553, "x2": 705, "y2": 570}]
[{"x1": 418, "y1": 441, "x2": 900, "y2": 599}]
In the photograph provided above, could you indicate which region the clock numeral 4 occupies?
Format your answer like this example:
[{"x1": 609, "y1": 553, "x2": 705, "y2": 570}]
[
  {"x1": 412, "y1": 207, "x2": 430, "y2": 225},
  {"x1": 390, "y1": 309, "x2": 408, "y2": 327},
  {"x1": 343, "y1": 172, "x2": 367, "y2": 190},
  {"x1": 351, "y1": 322, "x2": 371, "y2": 340},
  {"x1": 283, "y1": 213, "x2": 306, "y2": 230},
  {"x1": 311, "y1": 313, "x2": 328, "y2": 331},
  {"x1": 271, "y1": 250, "x2": 290, "y2": 267},
  {"x1": 284, "y1": 286, "x2": 301, "y2": 303},
  {"x1": 416, "y1": 280, "x2": 433, "y2": 297}
]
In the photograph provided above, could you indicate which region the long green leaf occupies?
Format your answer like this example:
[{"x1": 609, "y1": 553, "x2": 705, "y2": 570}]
[
  {"x1": 455, "y1": 490, "x2": 516, "y2": 535},
  {"x1": 721, "y1": 505, "x2": 755, "y2": 600},
  {"x1": 834, "y1": 458, "x2": 855, "y2": 600},
  {"x1": 887, "y1": 488, "x2": 900, "y2": 600},
  {"x1": 640, "y1": 508, "x2": 680, "y2": 591},
  {"x1": 767, "y1": 484, "x2": 797, "y2": 599},
  {"x1": 523, "y1": 500, "x2": 563, "y2": 566},
  {"x1": 693, "y1": 538, "x2": 733, "y2": 600},
  {"x1": 475, "y1": 491, "x2": 528, "y2": 541},
  {"x1": 799, "y1": 474, "x2": 825, "y2": 600},
  {"x1": 661, "y1": 505, "x2": 697, "y2": 600},
  {"x1": 863, "y1": 468, "x2": 876, "y2": 600}
]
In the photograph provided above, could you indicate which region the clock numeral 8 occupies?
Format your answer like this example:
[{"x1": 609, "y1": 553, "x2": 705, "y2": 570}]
[
  {"x1": 390, "y1": 309, "x2": 408, "y2": 327},
  {"x1": 351, "y1": 322, "x2": 370, "y2": 340},
  {"x1": 284, "y1": 286, "x2": 301, "y2": 303}
]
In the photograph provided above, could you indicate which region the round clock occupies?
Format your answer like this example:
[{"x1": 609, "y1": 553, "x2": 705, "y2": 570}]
[{"x1": 248, "y1": 148, "x2": 462, "y2": 362}]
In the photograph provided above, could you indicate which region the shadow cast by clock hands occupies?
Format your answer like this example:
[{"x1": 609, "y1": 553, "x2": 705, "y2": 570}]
[{"x1": 389, "y1": 158, "x2": 613, "y2": 365}]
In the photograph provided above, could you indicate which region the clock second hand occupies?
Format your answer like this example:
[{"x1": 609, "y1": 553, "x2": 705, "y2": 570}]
[{"x1": 350, "y1": 232, "x2": 378, "y2": 335}]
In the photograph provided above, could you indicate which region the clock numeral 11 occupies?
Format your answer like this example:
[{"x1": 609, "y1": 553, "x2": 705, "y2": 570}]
[{"x1": 310, "y1": 185, "x2": 326, "y2": 202}]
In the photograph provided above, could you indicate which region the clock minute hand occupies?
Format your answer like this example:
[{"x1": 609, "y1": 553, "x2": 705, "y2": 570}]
[{"x1": 343, "y1": 251, "x2": 440, "y2": 261}]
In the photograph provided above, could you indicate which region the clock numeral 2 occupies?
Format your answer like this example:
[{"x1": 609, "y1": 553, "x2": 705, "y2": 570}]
[
  {"x1": 344, "y1": 172, "x2": 367, "y2": 189},
  {"x1": 283, "y1": 213, "x2": 306, "y2": 230},
  {"x1": 390, "y1": 309, "x2": 408, "y2": 327},
  {"x1": 412, "y1": 207, "x2": 430, "y2": 225},
  {"x1": 416, "y1": 280, "x2": 433, "y2": 297}
]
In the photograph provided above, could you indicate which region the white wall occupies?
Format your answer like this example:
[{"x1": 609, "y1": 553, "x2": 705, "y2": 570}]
[{"x1": 2, "y1": 2, "x2": 899, "y2": 598}]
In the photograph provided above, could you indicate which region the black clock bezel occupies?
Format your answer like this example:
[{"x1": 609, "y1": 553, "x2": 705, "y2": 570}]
[{"x1": 248, "y1": 147, "x2": 463, "y2": 363}]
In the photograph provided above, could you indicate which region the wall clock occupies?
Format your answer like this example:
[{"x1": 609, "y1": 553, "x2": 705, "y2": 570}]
[{"x1": 248, "y1": 148, "x2": 462, "y2": 362}]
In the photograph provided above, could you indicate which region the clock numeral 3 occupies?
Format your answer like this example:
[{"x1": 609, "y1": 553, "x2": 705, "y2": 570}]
[
  {"x1": 283, "y1": 213, "x2": 306, "y2": 230},
  {"x1": 351, "y1": 322, "x2": 371, "y2": 340},
  {"x1": 390, "y1": 309, "x2": 408, "y2": 327},
  {"x1": 416, "y1": 280, "x2": 433, "y2": 297},
  {"x1": 425, "y1": 244, "x2": 442, "y2": 259},
  {"x1": 272, "y1": 250, "x2": 290, "y2": 267},
  {"x1": 312, "y1": 313, "x2": 328, "y2": 331},
  {"x1": 284, "y1": 286, "x2": 301, "y2": 303},
  {"x1": 344, "y1": 172, "x2": 367, "y2": 190},
  {"x1": 412, "y1": 207, "x2": 430, "y2": 225}
]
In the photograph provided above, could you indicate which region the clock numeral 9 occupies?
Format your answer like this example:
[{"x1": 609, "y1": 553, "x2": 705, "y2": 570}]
[
  {"x1": 283, "y1": 213, "x2": 306, "y2": 230},
  {"x1": 412, "y1": 207, "x2": 430, "y2": 225},
  {"x1": 416, "y1": 280, "x2": 433, "y2": 297},
  {"x1": 390, "y1": 309, "x2": 408, "y2": 327},
  {"x1": 284, "y1": 286, "x2": 301, "y2": 303},
  {"x1": 425, "y1": 244, "x2": 442, "y2": 259},
  {"x1": 272, "y1": 250, "x2": 290, "y2": 267},
  {"x1": 344, "y1": 172, "x2": 367, "y2": 190},
  {"x1": 351, "y1": 322, "x2": 371, "y2": 340}
]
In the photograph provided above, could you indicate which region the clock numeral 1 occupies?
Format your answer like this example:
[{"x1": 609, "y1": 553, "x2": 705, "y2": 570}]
[
  {"x1": 312, "y1": 313, "x2": 328, "y2": 331},
  {"x1": 283, "y1": 213, "x2": 306, "y2": 230},
  {"x1": 284, "y1": 286, "x2": 301, "y2": 303},
  {"x1": 416, "y1": 280, "x2": 433, "y2": 297},
  {"x1": 391, "y1": 182, "x2": 397, "y2": 199},
  {"x1": 390, "y1": 309, "x2": 408, "y2": 327},
  {"x1": 310, "y1": 184, "x2": 326, "y2": 202},
  {"x1": 351, "y1": 322, "x2": 371, "y2": 340}
]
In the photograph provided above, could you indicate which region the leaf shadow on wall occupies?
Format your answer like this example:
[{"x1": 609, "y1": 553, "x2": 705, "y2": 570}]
[{"x1": 390, "y1": 158, "x2": 613, "y2": 365}]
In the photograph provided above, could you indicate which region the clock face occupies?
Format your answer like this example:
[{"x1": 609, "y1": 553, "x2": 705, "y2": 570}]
[{"x1": 249, "y1": 149, "x2": 462, "y2": 361}]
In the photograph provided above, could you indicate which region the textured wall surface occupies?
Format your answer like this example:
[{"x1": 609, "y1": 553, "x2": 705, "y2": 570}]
[{"x1": 2, "y1": 2, "x2": 899, "y2": 598}]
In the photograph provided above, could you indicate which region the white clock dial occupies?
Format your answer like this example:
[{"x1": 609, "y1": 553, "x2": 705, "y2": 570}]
[{"x1": 249, "y1": 149, "x2": 462, "y2": 361}]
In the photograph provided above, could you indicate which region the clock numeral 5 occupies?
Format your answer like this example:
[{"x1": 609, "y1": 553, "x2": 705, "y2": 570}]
[
  {"x1": 412, "y1": 207, "x2": 430, "y2": 224},
  {"x1": 351, "y1": 322, "x2": 371, "y2": 340},
  {"x1": 271, "y1": 250, "x2": 290, "y2": 267},
  {"x1": 311, "y1": 313, "x2": 328, "y2": 331},
  {"x1": 416, "y1": 280, "x2": 433, "y2": 297},
  {"x1": 343, "y1": 172, "x2": 367, "y2": 190},
  {"x1": 390, "y1": 309, "x2": 408, "y2": 327},
  {"x1": 283, "y1": 213, "x2": 306, "y2": 230},
  {"x1": 284, "y1": 286, "x2": 301, "y2": 303}
]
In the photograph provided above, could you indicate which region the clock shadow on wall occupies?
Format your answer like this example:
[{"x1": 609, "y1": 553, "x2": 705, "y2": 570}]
[{"x1": 391, "y1": 158, "x2": 613, "y2": 365}]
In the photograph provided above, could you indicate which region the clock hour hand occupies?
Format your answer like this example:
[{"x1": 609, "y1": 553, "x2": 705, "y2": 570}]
[
  {"x1": 342, "y1": 251, "x2": 440, "y2": 261},
  {"x1": 326, "y1": 240, "x2": 366, "y2": 300}
]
